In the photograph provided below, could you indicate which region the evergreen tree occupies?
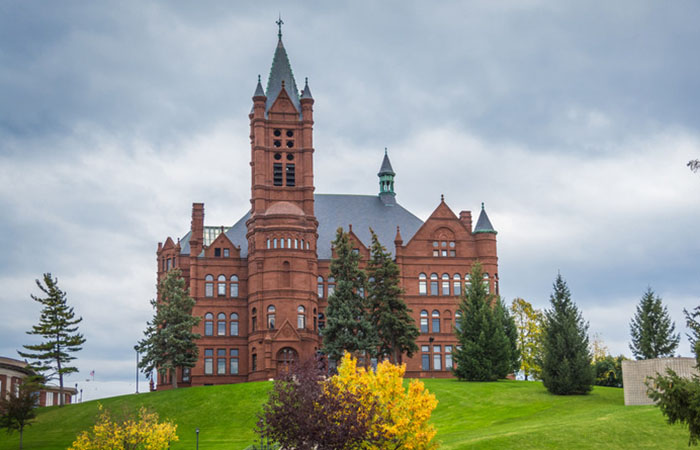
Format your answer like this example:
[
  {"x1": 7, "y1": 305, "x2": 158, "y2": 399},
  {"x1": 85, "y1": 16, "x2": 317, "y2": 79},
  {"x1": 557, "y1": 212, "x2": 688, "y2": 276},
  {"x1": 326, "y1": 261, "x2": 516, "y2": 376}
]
[
  {"x1": 18, "y1": 273, "x2": 85, "y2": 407},
  {"x1": 685, "y1": 305, "x2": 700, "y2": 362},
  {"x1": 366, "y1": 229, "x2": 419, "y2": 364},
  {"x1": 321, "y1": 228, "x2": 379, "y2": 363},
  {"x1": 541, "y1": 274, "x2": 594, "y2": 395},
  {"x1": 136, "y1": 268, "x2": 200, "y2": 389},
  {"x1": 497, "y1": 297, "x2": 520, "y2": 377},
  {"x1": 0, "y1": 378, "x2": 41, "y2": 449},
  {"x1": 453, "y1": 262, "x2": 510, "y2": 381},
  {"x1": 629, "y1": 288, "x2": 680, "y2": 360}
]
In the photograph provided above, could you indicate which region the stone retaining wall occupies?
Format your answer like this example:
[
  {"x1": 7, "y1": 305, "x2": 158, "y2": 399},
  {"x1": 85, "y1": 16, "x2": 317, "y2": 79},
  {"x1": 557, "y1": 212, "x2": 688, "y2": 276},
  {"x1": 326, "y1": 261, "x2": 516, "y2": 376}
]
[{"x1": 622, "y1": 357, "x2": 698, "y2": 406}]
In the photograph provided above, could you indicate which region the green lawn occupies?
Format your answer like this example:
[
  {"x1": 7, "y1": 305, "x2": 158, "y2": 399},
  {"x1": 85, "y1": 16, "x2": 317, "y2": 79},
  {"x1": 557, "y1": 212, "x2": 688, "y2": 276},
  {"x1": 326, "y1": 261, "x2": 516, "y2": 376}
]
[{"x1": 0, "y1": 380, "x2": 688, "y2": 449}]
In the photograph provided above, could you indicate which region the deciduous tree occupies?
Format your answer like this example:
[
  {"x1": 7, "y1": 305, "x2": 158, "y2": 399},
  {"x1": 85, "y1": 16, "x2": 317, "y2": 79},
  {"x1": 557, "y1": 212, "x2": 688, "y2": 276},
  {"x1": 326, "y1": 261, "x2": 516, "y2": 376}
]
[
  {"x1": 331, "y1": 352, "x2": 438, "y2": 450},
  {"x1": 321, "y1": 228, "x2": 379, "y2": 363},
  {"x1": 366, "y1": 229, "x2": 419, "y2": 364},
  {"x1": 453, "y1": 262, "x2": 511, "y2": 381},
  {"x1": 510, "y1": 298, "x2": 544, "y2": 380},
  {"x1": 541, "y1": 274, "x2": 594, "y2": 395},
  {"x1": 18, "y1": 273, "x2": 85, "y2": 406},
  {"x1": 69, "y1": 405, "x2": 177, "y2": 450},
  {"x1": 629, "y1": 288, "x2": 680, "y2": 360},
  {"x1": 0, "y1": 378, "x2": 41, "y2": 450},
  {"x1": 497, "y1": 297, "x2": 520, "y2": 377},
  {"x1": 136, "y1": 268, "x2": 200, "y2": 389}
]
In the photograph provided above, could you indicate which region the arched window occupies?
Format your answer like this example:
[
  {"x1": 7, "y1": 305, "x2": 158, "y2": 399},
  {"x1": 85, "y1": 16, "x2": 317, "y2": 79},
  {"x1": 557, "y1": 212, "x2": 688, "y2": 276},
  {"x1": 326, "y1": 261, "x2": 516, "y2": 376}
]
[
  {"x1": 420, "y1": 310, "x2": 429, "y2": 333},
  {"x1": 266, "y1": 238, "x2": 270, "y2": 249},
  {"x1": 252, "y1": 351, "x2": 257, "y2": 371},
  {"x1": 277, "y1": 347, "x2": 298, "y2": 376},
  {"x1": 430, "y1": 273, "x2": 439, "y2": 296},
  {"x1": 204, "y1": 313, "x2": 214, "y2": 336},
  {"x1": 217, "y1": 275, "x2": 226, "y2": 296},
  {"x1": 327, "y1": 277, "x2": 336, "y2": 296},
  {"x1": 230, "y1": 313, "x2": 239, "y2": 336},
  {"x1": 442, "y1": 273, "x2": 450, "y2": 296},
  {"x1": 273, "y1": 238, "x2": 277, "y2": 249},
  {"x1": 301, "y1": 239, "x2": 305, "y2": 250},
  {"x1": 217, "y1": 313, "x2": 226, "y2": 335},
  {"x1": 418, "y1": 273, "x2": 427, "y2": 296},
  {"x1": 317, "y1": 276, "x2": 324, "y2": 298},
  {"x1": 306, "y1": 241, "x2": 310, "y2": 250},
  {"x1": 294, "y1": 239, "x2": 298, "y2": 249},
  {"x1": 455, "y1": 310, "x2": 463, "y2": 332},
  {"x1": 251, "y1": 308, "x2": 257, "y2": 332},
  {"x1": 444, "y1": 310, "x2": 453, "y2": 333},
  {"x1": 297, "y1": 305, "x2": 306, "y2": 329},
  {"x1": 205, "y1": 275, "x2": 214, "y2": 297},
  {"x1": 453, "y1": 274, "x2": 462, "y2": 296},
  {"x1": 465, "y1": 274, "x2": 471, "y2": 289},
  {"x1": 432, "y1": 310, "x2": 441, "y2": 333},
  {"x1": 483, "y1": 273, "x2": 490, "y2": 293},
  {"x1": 287, "y1": 238, "x2": 292, "y2": 248},
  {"x1": 230, "y1": 275, "x2": 239, "y2": 298},
  {"x1": 267, "y1": 305, "x2": 276, "y2": 329}
]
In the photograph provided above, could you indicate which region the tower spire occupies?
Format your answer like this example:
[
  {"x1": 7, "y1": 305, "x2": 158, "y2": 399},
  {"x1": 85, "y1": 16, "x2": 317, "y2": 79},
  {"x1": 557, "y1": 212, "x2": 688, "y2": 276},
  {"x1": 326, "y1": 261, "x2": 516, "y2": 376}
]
[
  {"x1": 378, "y1": 148, "x2": 396, "y2": 205},
  {"x1": 276, "y1": 14, "x2": 284, "y2": 40}
]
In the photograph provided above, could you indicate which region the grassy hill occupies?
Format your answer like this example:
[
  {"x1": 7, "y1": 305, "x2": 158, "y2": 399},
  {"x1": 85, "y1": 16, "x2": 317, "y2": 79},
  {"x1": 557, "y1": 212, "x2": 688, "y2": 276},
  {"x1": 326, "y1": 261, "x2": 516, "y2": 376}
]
[{"x1": 0, "y1": 380, "x2": 688, "y2": 449}]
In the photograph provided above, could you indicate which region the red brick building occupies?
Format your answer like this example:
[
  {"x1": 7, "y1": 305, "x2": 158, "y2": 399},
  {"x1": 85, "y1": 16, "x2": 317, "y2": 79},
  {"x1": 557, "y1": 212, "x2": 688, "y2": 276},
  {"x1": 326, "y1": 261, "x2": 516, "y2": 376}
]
[
  {"x1": 0, "y1": 357, "x2": 76, "y2": 407},
  {"x1": 155, "y1": 30, "x2": 498, "y2": 388}
]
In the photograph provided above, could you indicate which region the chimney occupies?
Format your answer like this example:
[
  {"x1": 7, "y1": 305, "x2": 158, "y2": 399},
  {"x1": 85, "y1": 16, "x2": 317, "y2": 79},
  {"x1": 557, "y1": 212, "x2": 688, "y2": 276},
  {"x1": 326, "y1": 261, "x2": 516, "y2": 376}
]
[
  {"x1": 190, "y1": 203, "x2": 205, "y2": 257},
  {"x1": 459, "y1": 210, "x2": 472, "y2": 233}
]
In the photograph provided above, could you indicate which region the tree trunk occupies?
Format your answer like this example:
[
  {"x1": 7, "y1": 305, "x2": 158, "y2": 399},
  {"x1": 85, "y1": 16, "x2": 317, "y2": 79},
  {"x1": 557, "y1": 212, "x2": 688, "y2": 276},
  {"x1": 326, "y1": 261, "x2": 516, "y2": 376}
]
[
  {"x1": 19, "y1": 427, "x2": 23, "y2": 450},
  {"x1": 171, "y1": 368, "x2": 178, "y2": 389},
  {"x1": 57, "y1": 351, "x2": 64, "y2": 407}
]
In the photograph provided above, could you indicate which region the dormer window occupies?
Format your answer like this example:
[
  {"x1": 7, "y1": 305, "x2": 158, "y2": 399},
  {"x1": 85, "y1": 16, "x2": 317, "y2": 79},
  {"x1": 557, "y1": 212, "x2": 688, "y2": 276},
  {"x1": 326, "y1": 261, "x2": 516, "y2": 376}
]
[
  {"x1": 214, "y1": 248, "x2": 221, "y2": 257},
  {"x1": 223, "y1": 248, "x2": 230, "y2": 258}
]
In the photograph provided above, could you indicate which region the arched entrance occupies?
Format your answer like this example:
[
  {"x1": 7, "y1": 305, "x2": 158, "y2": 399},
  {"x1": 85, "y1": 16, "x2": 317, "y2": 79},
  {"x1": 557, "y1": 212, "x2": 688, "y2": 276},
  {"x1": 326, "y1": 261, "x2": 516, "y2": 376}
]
[{"x1": 276, "y1": 347, "x2": 299, "y2": 376}]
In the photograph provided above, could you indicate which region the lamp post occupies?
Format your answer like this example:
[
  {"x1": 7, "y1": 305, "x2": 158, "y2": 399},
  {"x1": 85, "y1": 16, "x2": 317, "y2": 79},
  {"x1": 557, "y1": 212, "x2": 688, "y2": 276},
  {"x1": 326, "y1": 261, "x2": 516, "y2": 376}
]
[
  {"x1": 74, "y1": 383, "x2": 78, "y2": 404},
  {"x1": 134, "y1": 345, "x2": 139, "y2": 394},
  {"x1": 195, "y1": 428, "x2": 199, "y2": 450}
]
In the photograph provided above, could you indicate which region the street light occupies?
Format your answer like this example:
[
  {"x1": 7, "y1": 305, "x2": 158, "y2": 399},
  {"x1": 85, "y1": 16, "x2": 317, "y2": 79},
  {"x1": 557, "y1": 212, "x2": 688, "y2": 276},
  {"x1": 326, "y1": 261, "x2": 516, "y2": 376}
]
[
  {"x1": 134, "y1": 345, "x2": 139, "y2": 394},
  {"x1": 195, "y1": 428, "x2": 199, "y2": 450}
]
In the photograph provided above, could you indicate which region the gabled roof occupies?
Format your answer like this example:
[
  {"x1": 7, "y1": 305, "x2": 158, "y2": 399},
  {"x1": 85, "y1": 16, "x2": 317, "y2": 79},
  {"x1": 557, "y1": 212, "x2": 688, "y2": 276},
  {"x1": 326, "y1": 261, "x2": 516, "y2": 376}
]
[
  {"x1": 265, "y1": 38, "x2": 300, "y2": 115},
  {"x1": 180, "y1": 194, "x2": 424, "y2": 259},
  {"x1": 474, "y1": 203, "x2": 497, "y2": 234}
]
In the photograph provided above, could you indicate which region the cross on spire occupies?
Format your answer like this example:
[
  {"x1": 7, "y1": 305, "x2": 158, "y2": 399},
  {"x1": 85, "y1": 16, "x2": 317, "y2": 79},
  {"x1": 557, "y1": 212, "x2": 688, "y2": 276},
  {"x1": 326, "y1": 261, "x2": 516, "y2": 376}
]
[{"x1": 276, "y1": 14, "x2": 284, "y2": 40}]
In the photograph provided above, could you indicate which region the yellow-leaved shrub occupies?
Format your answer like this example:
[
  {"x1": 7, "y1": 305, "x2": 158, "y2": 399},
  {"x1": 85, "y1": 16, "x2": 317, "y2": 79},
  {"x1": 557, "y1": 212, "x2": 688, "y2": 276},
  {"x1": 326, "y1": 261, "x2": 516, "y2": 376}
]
[
  {"x1": 69, "y1": 404, "x2": 178, "y2": 450},
  {"x1": 331, "y1": 352, "x2": 439, "y2": 449}
]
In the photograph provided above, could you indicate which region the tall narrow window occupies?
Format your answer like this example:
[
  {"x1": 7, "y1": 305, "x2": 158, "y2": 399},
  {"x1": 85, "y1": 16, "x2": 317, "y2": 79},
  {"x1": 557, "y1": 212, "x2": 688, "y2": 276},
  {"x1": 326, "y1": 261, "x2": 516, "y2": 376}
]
[
  {"x1": 297, "y1": 305, "x2": 306, "y2": 329},
  {"x1": 252, "y1": 353, "x2": 257, "y2": 371},
  {"x1": 318, "y1": 312, "x2": 325, "y2": 330},
  {"x1": 217, "y1": 313, "x2": 226, "y2": 336},
  {"x1": 453, "y1": 274, "x2": 462, "y2": 296},
  {"x1": 217, "y1": 349, "x2": 226, "y2": 374},
  {"x1": 421, "y1": 345, "x2": 430, "y2": 371},
  {"x1": 442, "y1": 273, "x2": 450, "y2": 296},
  {"x1": 444, "y1": 310, "x2": 452, "y2": 333},
  {"x1": 273, "y1": 163, "x2": 283, "y2": 186},
  {"x1": 230, "y1": 349, "x2": 239, "y2": 374},
  {"x1": 420, "y1": 310, "x2": 429, "y2": 333},
  {"x1": 230, "y1": 313, "x2": 239, "y2": 336},
  {"x1": 317, "y1": 276, "x2": 324, "y2": 298},
  {"x1": 430, "y1": 273, "x2": 439, "y2": 296},
  {"x1": 313, "y1": 308, "x2": 317, "y2": 331},
  {"x1": 286, "y1": 163, "x2": 295, "y2": 186},
  {"x1": 204, "y1": 313, "x2": 214, "y2": 336},
  {"x1": 182, "y1": 367, "x2": 191, "y2": 382},
  {"x1": 205, "y1": 275, "x2": 214, "y2": 297},
  {"x1": 432, "y1": 310, "x2": 441, "y2": 333},
  {"x1": 483, "y1": 273, "x2": 490, "y2": 293},
  {"x1": 455, "y1": 310, "x2": 463, "y2": 332},
  {"x1": 282, "y1": 261, "x2": 291, "y2": 287},
  {"x1": 267, "y1": 305, "x2": 276, "y2": 329},
  {"x1": 230, "y1": 275, "x2": 239, "y2": 297},
  {"x1": 327, "y1": 277, "x2": 336, "y2": 296},
  {"x1": 433, "y1": 345, "x2": 442, "y2": 370},
  {"x1": 445, "y1": 345, "x2": 453, "y2": 369},
  {"x1": 251, "y1": 308, "x2": 257, "y2": 332},
  {"x1": 419, "y1": 273, "x2": 427, "y2": 295},
  {"x1": 217, "y1": 275, "x2": 226, "y2": 296},
  {"x1": 204, "y1": 349, "x2": 213, "y2": 375}
]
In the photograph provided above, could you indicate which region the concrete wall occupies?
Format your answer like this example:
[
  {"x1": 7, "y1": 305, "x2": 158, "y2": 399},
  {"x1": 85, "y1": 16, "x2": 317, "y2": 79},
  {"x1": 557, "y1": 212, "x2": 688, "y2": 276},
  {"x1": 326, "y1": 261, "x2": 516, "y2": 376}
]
[{"x1": 622, "y1": 357, "x2": 698, "y2": 406}]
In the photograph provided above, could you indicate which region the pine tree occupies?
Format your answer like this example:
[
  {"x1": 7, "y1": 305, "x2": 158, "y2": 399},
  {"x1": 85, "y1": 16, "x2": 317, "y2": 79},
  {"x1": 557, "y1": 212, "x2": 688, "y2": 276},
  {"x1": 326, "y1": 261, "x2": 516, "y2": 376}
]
[
  {"x1": 497, "y1": 297, "x2": 520, "y2": 377},
  {"x1": 453, "y1": 262, "x2": 510, "y2": 381},
  {"x1": 18, "y1": 274, "x2": 85, "y2": 407},
  {"x1": 629, "y1": 287, "x2": 680, "y2": 360},
  {"x1": 136, "y1": 268, "x2": 200, "y2": 388},
  {"x1": 541, "y1": 274, "x2": 594, "y2": 395},
  {"x1": 685, "y1": 305, "x2": 700, "y2": 362},
  {"x1": 0, "y1": 377, "x2": 41, "y2": 450},
  {"x1": 366, "y1": 229, "x2": 419, "y2": 364},
  {"x1": 321, "y1": 228, "x2": 379, "y2": 363}
]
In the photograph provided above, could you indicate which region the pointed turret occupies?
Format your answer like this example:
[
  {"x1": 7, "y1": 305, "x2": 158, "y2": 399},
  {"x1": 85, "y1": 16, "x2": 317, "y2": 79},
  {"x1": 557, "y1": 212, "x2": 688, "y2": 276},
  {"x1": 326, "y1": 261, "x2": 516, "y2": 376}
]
[
  {"x1": 378, "y1": 148, "x2": 396, "y2": 205},
  {"x1": 253, "y1": 74, "x2": 266, "y2": 98},
  {"x1": 301, "y1": 77, "x2": 313, "y2": 99},
  {"x1": 265, "y1": 28, "x2": 301, "y2": 115},
  {"x1": 473, "y1": 202, "x2": 497, "y2": 234}
]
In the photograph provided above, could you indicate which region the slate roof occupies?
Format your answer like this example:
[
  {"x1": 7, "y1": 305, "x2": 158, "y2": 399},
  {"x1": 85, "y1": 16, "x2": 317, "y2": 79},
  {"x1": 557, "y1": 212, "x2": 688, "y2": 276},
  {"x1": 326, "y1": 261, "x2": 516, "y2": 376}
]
[
  {"x1": 265, "y1": 38, "x2": 301, "y2": 115},
  {"x1": 378, "y1": 150, "x2": 395, "y2": 176},
  {"x1": 300, "y1": 78, "x2": 313, "y2": 99},
  {"x1": 180, "y1": 194, "x2": 424, "y2": 259},
  {"x1": 473, "y1": 203, "x2": 497, "y2": 233}
]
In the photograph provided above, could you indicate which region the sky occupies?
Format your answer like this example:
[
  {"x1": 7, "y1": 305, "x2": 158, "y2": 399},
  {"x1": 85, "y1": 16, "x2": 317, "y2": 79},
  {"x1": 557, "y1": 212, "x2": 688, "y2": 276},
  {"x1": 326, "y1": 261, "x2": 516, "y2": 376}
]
[{"x1": 1, "y1": 0, "x2": 698, "y2": 401}]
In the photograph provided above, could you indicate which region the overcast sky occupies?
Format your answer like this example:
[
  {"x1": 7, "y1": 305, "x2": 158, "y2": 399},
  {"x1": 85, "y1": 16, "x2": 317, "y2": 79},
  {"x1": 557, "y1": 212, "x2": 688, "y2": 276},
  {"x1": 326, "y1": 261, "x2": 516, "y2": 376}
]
[{"x1": 1, "y1": 1, "x2": 698, "y2": 400}]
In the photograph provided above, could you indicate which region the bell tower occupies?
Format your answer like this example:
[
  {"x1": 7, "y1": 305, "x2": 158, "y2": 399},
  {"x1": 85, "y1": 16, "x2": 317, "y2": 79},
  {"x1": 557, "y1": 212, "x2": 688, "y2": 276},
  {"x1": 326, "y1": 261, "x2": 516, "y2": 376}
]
[{"x1": 245, "y1": 21, "x2": 320, "y2": 380}]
